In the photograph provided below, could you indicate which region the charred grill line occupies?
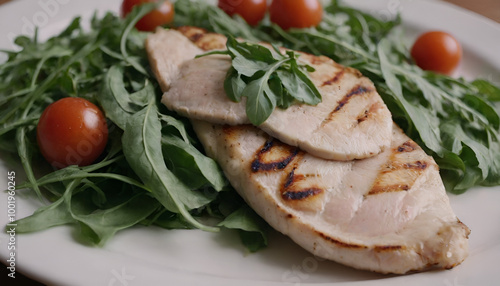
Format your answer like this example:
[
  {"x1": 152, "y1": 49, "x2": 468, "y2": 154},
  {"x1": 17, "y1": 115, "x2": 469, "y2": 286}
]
[
  {"x1": 281, "y1": 167, "x2": 323, "y2": 201},
  {"x1": 177, "y1": 26, "x2": 205, "y2": 42},
  {"x1": 283, "y1": 188, "x2": 323, "y2": 200},
  {"x1": 367, "y1": 157, "x2": 429, "y2": 196},
  {"x1": 374, "y1": 245, "x2": 404, "y2": 252},
  {"x1": 177, "y1": 27, "x2": 226, "y2": 51},
  {"x1": 334, "y1": 85, "x2": 372, "y2": 112},
  {"x1": 284, "y1": 167, "x2": 297, "y2": 188},
  {"x1": 397, "y1": 141, "x2": 418, "y2": 152},
  {"x1": 368, "y1": 184, "x2": 410, "y2": 195},
  {"x1": 405, "y1": 161, "x2": 428, "y2": 170},
  {"x1": 188, "y1": 32, "x2": 204, "y2": 43},
  {"x1": 321, "y1": 85, "x2": 373, "y2": 127},
  {"x1": 381, "y1": 160, "x2": 429, "y2": 173},
  {"x1": 322, "y1": 68, "x2": 345, "y2": 86},
  {"x1": 317, "y1": 232, "x2": 367, "y2": 249},
  {"x1": 251, "y1": 140, "x2": 299, "y2": 172}
]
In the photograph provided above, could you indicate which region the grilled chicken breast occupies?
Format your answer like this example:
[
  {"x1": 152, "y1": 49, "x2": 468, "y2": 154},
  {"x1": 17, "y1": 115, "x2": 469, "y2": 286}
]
[
  {"x1": 147, "y1": 27, "x2": 469, "y2": 274},
  {"x1": 192, "y1": 120, "x2": 470, "y2": 274},
  {"x1": 146, "y1": 27, "x2": 393, "y2": 160}
]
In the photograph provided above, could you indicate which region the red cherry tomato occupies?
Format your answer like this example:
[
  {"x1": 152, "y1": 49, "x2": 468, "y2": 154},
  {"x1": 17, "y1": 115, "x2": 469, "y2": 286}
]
[
  {"x1": 411, "y1": 31, "x2": 462, "y2": 75},
  {"x1": 269, "y1": 0, "x2": 323, "y2": 30},
  {"x1": 218, "y1": 0, "x2": 267, "y2": 26},
  {"x1": 37, "y1": 98, "x2": 108, "y2": 168},
  {"x1": 121, "y1": 0, "x2": 174, "y2": 32}
]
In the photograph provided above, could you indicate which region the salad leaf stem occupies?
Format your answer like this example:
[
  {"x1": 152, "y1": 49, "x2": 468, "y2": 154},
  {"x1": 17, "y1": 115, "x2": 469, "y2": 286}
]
[{"x1": 119, "y1": 3, "x2": 155, "y2": 75}]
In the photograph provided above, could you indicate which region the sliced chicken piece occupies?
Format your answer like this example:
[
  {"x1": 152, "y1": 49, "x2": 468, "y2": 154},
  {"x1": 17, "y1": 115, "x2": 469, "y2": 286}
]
[
  {"x1": 192, "y1": 120, "x2": 470, "y2": 274},
  {"x1": 146, "y1": 27, "x2": 393, "y2": 160},
  {"x1": 146, "y1": 29, "x2": 203, "y2": 92},
  {"x1": 161, "y1": 53, "x2": 249, "y2": 125}
]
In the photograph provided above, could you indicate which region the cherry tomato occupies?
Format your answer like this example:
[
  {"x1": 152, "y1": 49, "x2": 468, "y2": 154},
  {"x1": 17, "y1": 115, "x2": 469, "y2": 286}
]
[
  {"x1": 121, "y1": 0, "x2": 174, "y2": 32},
  {"x1": 37, "y1": 98, "x2": 108, "y2": 168},
  {"x1": 218, "y1": 0, "x2": 267, "y2": 26},
  {"x1": 411, "y1": 31, "x2": 462, "y2": 75},
  {"x1": 269, "y1": 0, "x2": 323, "y2": 30}
]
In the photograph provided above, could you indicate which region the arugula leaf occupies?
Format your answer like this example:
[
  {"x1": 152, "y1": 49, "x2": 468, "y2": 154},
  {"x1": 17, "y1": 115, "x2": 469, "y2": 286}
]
[
  {"x1": 473, "y1": 79, "x2": 500, "y2": 102},
  {"x1": 378, "y1": 40, "x2": 444, "y2": 156},
  {"x1": 67, "y1": 187, "x2": 160, "y2": 246},
  {"x1": 119, "y1": 3, "x2": 153, "y2": 75},
  {"x1": 205, "y1": 35, "x2": 321, "y2": 125},
  {"x1": 14, "y1": 195, "x2": 75, "y2": 233},
  {"x1": 218, "y1": 205, "x2": 269, "y2": 252},
  {"x1": 161, "y1": 134, "x2": 226, "y2": 192},
  {"x1": 279, "y1": 56, "x2": 322, "y2": 105},
  {"x1": 243, "y1": 69, "x2": 279, "y2": 125},
  {"x1": 122, "y1": 101, "x2": 218, "y2": 231},
  {"x1": 224, "y1": 67, "x2": 246, "y2": 102},
  {"x1": 99, "y1": 65, "x2": 152, "y2": 129}
]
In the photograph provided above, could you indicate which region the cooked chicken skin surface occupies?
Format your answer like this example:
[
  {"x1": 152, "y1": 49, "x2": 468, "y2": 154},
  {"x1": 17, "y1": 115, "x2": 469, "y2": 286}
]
[
  {"x1": 192, "y1": 121, "x2": 470, "y2": 274},
  {"x1": 146, "y1": 27, "x2": 393, "y2": 161}
]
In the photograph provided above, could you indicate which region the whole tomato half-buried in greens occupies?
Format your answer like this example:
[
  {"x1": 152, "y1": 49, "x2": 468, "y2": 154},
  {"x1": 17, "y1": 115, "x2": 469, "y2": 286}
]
[
  {"x1": 121, "y1": 0, "x2": 175, "y2": 31},
  {"x1": 269, "y1": 0, "x2": 323, "y2": 30},
  {"x1": 37, "y1": 97, "x2": 108, "y2": 168},
  {"x1": 218, "y1": 0, "x2": 268, "y2": 26}
]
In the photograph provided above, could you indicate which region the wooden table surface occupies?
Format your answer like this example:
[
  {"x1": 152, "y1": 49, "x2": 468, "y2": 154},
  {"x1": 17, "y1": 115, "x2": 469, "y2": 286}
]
[
  {"x1": 0, "y1": 0, "x2": 498, "y2": 22},
  {"x1": 443, "y1": 0, "x2": 500, "y2": 23}
]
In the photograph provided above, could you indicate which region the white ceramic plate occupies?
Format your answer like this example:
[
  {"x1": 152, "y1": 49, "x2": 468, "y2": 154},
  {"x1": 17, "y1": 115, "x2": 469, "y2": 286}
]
[{"x1": 1, "y1": 0, "x2": 499, "y2": 285}]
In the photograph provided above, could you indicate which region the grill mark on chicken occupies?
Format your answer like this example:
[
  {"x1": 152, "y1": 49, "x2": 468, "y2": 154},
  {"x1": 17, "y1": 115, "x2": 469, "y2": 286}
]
[
  {"x1": 283, "y1": 188, "x2": 323, "y2": 200},
  {"x1": 251, "y1": 139, "x2": 299, "y2": 172},
  {"x1": 321, "y1": 85, "x2": 374, "y2": 127},
  {"x1": 374, "y1": 245, "x2": 404, "y2": 252},
  {"x1": 320, "y1": 235, "x2": 406, "y2": 253},
  {"x1": 282, "y1": 168, "x2": 323, "y2": 201},
  {"x1": 367, "y1": 140, "x2": 430, "y2": 196},
  {"x1": 307, "y1": 55, "x2": 332, "y2": 65},
  {"x1": 317, "y1": 232, "x2": 367, "y2": 249},
  {"x1": 397, "y1": 141, "x2": 418, "y2": 152},
  {"x1": 369, "y1": 183, "x2": 410, "y2": 195},
  {"x1": 405, "y1": 161, "x2": 428, "y2": 170},
  {"x1": 176, "y1": 26, "x2": 226, "y2": 51},
  {"x1": 177, "y1": 26, "x2": 204, "y2": 41},
  {"x1": 283, "y1": 167, "x2": 297, "y2": 188},
  {"x1": 335, "y1": 85, "x2": 373, "y2": 112},
  {"x1": 367, "y1": 159, "x2": 429, "y2": 196},
  {"x1": 322, "y1": 68, "x2": 345, "y2": 86},
  {"x1": 357, "y1": 101, "x2": 385, "y2": 124},
  {"x1": 379, "y1": 160, "x2": 429, "y2": 173},
  {"x1": 188, "y1": 32, "x2": 204, "y2": 43}
]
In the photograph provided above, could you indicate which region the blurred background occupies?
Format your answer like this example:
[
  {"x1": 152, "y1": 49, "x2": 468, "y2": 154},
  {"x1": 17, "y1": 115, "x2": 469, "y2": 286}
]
[{"x1": 0, "y1": 0, "x2": 498, "y2": 22}]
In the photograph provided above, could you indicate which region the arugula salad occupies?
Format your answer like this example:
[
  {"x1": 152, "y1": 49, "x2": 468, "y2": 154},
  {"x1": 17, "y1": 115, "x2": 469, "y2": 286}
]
[{"x1": 1, "y1": 0, "x2": 499, "y2": 252}]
